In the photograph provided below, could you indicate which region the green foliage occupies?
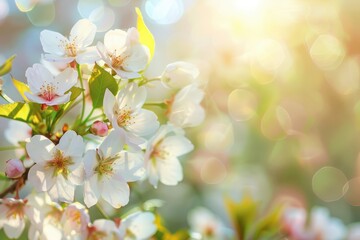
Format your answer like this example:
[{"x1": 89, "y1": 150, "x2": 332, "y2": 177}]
[
  {"x1": 225, "y1": 195, "x2": 258, "y2": 239},
  {"x1": 0, "y1": 102, "x2": 41, "y2": 124},
  {"x1": 0, "y1": 102, "x2": 32, "y2": 122},
  {"x1": 68, "y1": 87, "x2": 84, "y2": 101},
  {"x1": 0, "y1": 55, "x2": 16, "y2": 76},
  {"x1": 153, "y1": 214, "x2": 191, "y2": 240},
  {"x1": 225, "y1": 195, "x2": 283, "y2": 240},
  {"x1": 88, "y1": 64, "x2": 118, "y2": 108},
  {"x1": 0, "y1": 172, "x2": 9, "y2": 181}
]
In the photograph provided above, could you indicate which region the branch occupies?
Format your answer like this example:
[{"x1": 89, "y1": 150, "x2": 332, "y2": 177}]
[{"x1": 0, "y1": 167, "x2": 30, "y2": 199}]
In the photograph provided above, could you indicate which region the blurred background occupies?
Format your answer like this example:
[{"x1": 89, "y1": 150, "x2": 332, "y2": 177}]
[{"x1": 2, "y1": 0, "x2": 360, "y2": 235}]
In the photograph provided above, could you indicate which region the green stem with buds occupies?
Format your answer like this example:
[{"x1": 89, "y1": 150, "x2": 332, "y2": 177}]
[
  {"x1": 0, "y1": 145, "x2": 22, "y2": 151},
  {"x1": 77, "y1": 64, "x2": 86, "y2": 122}
]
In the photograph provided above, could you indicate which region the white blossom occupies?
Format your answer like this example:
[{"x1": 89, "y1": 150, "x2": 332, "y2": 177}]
[
  {"x1": 0, "y1": 198, "x2": 29, "y2": 239},
  {"x1": 40, "y1": 19, "x2": 99, "y2": 64},
  {"x1": 103, "y1": 82, "x2": 159, "y2": 142},
  {"x1": 97, "y1": 28, "x2": 149, "y2": 79},
  {"x1": 118, "y1": 211, "x2": 157, "y2": 240},
  {"x1": 83, "y1": 129, "x2": 145, "y2": 208},
  {"x1": 161, "y1": 61, "x2": 199, "y2": 89},
  {"x1": 87, "y1": 219, "x2": 121, "y2": 240},
  {"x1": 167, "y1": 84, "x2": 205, "y2": 128},
  {"x1": 145, "y1": 124, "x2": 193, "y2": 188},
  {"x1": 188, "y1": 207, "x2": 230, "y2": 240},
  {"x1": 24, "y1": 64, "x2": 77, "y2": 106},
  {"x1": 26, "y1": 130, "x2": 85, "y2": 202}
]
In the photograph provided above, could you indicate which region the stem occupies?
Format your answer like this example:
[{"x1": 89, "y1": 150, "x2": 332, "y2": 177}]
[
  {"x1": 0, "y1": 167, "x2": 30, "y2": 198},
  {"x1": 144, "y1": 102, "x2": 167, "y2": 108},
  {"x1": 0, "y1": 92, "x2": 14, "y2": 103},
  {"x1": 81, "y1": 108, "x2": 95, "y2": 125},
  {"x1": 77, "y1": 64, "x2": 86, "y2": 122},
  {"x1": 87, "y1": 114, "x2": 105, "y2": 122},
  {"x1": 96, "y1": 204, "x2": 110, "y2": 219},
  {"x1": 139, "y1": 77, "x2": 161, "y2": 86},
  {"x1": 0, "y1": 145, "x2": 22, "y2": 151}
]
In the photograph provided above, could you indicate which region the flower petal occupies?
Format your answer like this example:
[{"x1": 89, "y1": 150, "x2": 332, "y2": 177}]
[
  {"x1": 127, "y1": 212, "x2": 157, "y2": 239},
  {"x1": 103, "y1": 88, "x2": 116, "y2": 122},
  {"x1": 42, "y1": 54, "x2": 74, "y2": 63},
  {"x1": 40, "y1": 30, "x2": 67, "y2": 55},
  {"x1": 25, "y1": 64, "x2": 54, "y2": 94},
  {"x1": 122, "y1": 44, "x2": 149, "y2": 72},
  {"x1": 57, "y1": 130, "x2": 84, "y2": 158},
  {"x1": 104, "y1": 29, "x2": 127, "y2": 53},
  {"x1": 68, "y1": 160, "x2": 84, "y2": 185},
  {"x1": 76, "y1": 46, "x2": 100, "y2": 64},
  {"x1": 117, "y1": 83, "x2": 146, "y2": 110},
  {"x1": 114, "y1": 151, "x2": 145, "y2": 182},
  {"x1": 147, "y1": 162, "x2": 159, "y2": 188},
  {"x1": 83, "y1": 150, "x2": 97, "y2": 177},
  {"x1": 28, "y1": 164, "x2": 56, "y2": 191},
  {"x1": 100, "y1": 176, "x2": 130, "y2": 208},
  {"x1": 159, "y1": 135, "x2": 194, "y2": 157},
  {"x1": 84, "y1": 175, "x2": 100, "y2": 208},
  {"x1": 54, "y1": 68, "x2": 78, "y2": 95},
  {"x1": 26, "y1": 135, "x2": 54, "y2": 163},
  {"x1": 3, "y1": 216, "x2": 25, "y2": 239},
  {"x1": 48, "y1": 175, "x2": 75, "y2": 202},
  {"x1": 99, "y1": 129, "x2": 126, "y2": 159},
  {"x1": 157, "y1": 158, "x2": 183, "y2": 186},
  {"x1": 70, "y1": 19, "x2": 97, "y2": 48},
  {"x1": 126, "y1": 109, "x2": 159, "y2": 136}
]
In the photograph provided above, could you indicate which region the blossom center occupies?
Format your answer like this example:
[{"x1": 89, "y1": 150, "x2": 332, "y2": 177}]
[
  {"x1": 40, "y1": 83, "x2": 58, "y2": 101},
  {"x1": 115, "y1": 108, "x2": 133, "y2": 127},
  {"x1": 65, "y1": 42, "x2": 77, "y2": 57},
  {"x1": 109, "y1": 50, "x2": 129, "y2": 69},
  {"x1": 5, "y1": 200, "x2": 26, "y2": 220},
  {"x1": 46, "y1": 150, "x2": 74, "y2": 178},
  {"x1": 150, "y1": 141, "x2": 169, "y2": 160},
  {"x1": 95, "y1": 149, "x2": 121, "y2": 177}
]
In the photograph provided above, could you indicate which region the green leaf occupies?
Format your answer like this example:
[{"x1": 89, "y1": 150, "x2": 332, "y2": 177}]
[
  {"x1": 0, "y1": 102, "x2": 31, "y2": 122},
  {"x1": 89, "y1": 64, "x2": 118, "y2": 108},
  {"x1": 0, "y1": 102, "x2": 41, "y2": 123},
  {"x1": 12, "y1": 77, "x2": 30, "y2": 102},
  {"x1": 252, "y1": 206, "x2": 283, "y2": 240},
  {"x1": 225, "y1": 195, "x2": 258, "y2": 240},
  {"x1": 136, "y1": 7, "x2": 155, "y2": 60},
  {"x1": 68, "y1": 87, "x2": 84, "y2": 101},
  {"x1": 0, "y1": 55, "x2": 16, "y2": 76},
  {"x1": 0, "y1": 172, "x2": 9, "y2": 181}
]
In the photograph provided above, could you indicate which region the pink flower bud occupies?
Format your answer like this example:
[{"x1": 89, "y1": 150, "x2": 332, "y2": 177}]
[
  {"x1": 5, "y1": 159, "x2": 25, "y2": 179},
  {"x1": 90, "y1": 121, "x2": 108, "y2": 137}
]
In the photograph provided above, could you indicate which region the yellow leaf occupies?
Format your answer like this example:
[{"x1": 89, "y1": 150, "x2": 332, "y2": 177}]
[
  {"x1": 136, "y1": 7, "x2": 155, "y2": 61},
  {"x1": 0, "y1": 102, "x2": 31, "y2": 122},
  {"x1": 12, "y1": 77, "x2": 30, "y2": 102},
  {"x1": 0, "y1": 55, "x2": 16, "y2": 76}
]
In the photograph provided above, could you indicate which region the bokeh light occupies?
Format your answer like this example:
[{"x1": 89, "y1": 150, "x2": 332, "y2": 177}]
[
  {"x1": 0, "y1": 0, "x2": 9, "y2": 21},
  {"x1": 78, "y1": 0, "x2": 104, "y2": 18},
  {"x1": 344, "y1": 178, "x2": 360, "y2": 206},
  {"x1": 144, "y1": 0, "x2": 184, "y2": 25},
  {"x1": 89, "y1": 6, "x2": 115, "y2": 32},
  {"x1": 312, "y1": 167, "x2": 348, "y2": 202},
  {"x1": 228, "y1": 89, "x2": 257, "y2": 121},
  {"x1": 310, "y1": 34, "x2": 346, "y2": 70}
]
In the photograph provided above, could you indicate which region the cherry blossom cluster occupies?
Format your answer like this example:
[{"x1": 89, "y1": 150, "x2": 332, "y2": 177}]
[{"x1": 0, "y1": 10, "x2": 205, "y2": 239}]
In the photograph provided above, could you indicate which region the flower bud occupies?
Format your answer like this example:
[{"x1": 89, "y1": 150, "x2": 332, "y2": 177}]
[
  {"x1": 161, "y1": 61, "x2": 199, "y2": 89},
  {"x1": 5, "y1": 159, "x2": 25, "y2": 179},
  {"x1": 90, "y1": 121, "x2": 108, "y2": 137}
]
